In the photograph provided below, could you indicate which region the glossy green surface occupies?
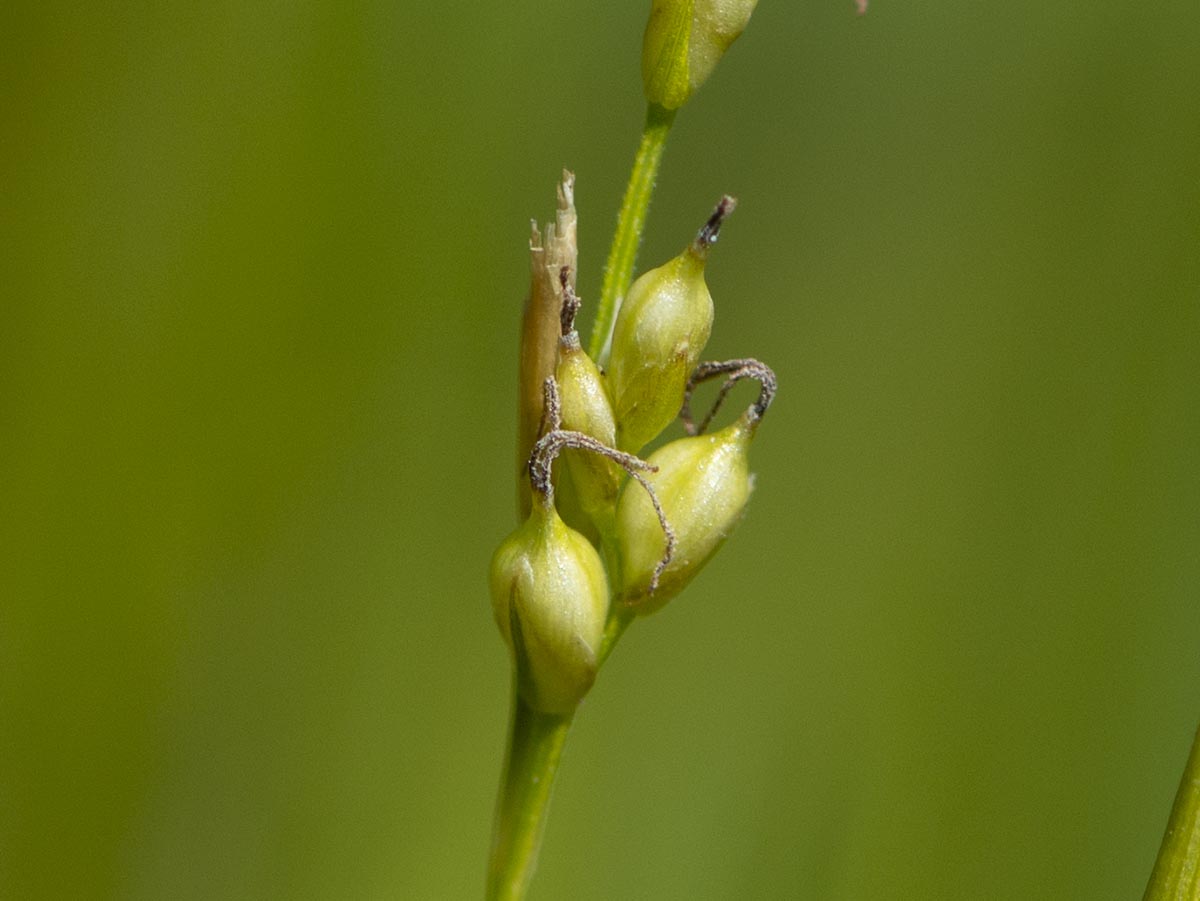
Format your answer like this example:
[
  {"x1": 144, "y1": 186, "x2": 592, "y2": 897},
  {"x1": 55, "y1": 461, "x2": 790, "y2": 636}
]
[{"x1": 2, "y1": 2, "x2": 1197, "y2": 898}]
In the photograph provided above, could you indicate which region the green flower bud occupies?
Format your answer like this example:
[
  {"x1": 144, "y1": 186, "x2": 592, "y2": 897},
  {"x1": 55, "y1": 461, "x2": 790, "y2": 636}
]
[
  {"x1": 555, "y1": 277, "x2": 622, "y2": 539},
  {"x1": 617, "y1": 358, "x2": 776, "y2": 612},
  {"x1": 490, "y1": 499, "x2": 608, "y2": 714},
  {"x1": 642, "y1": 0, "x2": 759, "y2": 110},
  {"x1": 608, "y1": 197, "x2": 735, "y2": 453},
  {"x1": 616, "y1": 416, "x2": 753, "y2": 611}
]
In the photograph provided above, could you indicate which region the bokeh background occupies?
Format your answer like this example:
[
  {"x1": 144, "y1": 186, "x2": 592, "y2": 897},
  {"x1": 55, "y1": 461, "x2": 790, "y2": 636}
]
[{"x1": 3, "y1": 1, "x2": 1198, "y2": 898}]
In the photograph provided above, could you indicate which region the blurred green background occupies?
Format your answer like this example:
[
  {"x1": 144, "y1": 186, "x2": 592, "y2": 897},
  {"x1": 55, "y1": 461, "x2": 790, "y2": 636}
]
[{"x1": 2, "y1": 1, "x2": 1198, "y2": 898}]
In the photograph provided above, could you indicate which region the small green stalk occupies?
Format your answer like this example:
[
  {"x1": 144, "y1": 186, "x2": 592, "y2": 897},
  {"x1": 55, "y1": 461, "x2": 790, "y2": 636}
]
[
  {"x1": 599, "y1": 605, "x2": 635, "y2": 666},
  {"x1": 589, "y1": 103, "x2": 677, "y2": 362},
  {"x1": 488, "y1": 610, "x2": 640, "y2": 901},
  {"x1": 1144, "y1": 721, "x2": 1200, "y2": 901},
  {"x1": 487, "y1": 693, "x2": 573, "y2": 901},
  {"x1": 486, "y1": 604, "x2": 633, "y2": 901}
]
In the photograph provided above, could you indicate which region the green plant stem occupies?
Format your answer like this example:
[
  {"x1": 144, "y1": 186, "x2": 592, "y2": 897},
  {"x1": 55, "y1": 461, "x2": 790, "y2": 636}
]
[
  {"x1": 589, "y1": 102, "x2": 677, "y2": 362},
  {"x1": 1144, "y1": 721, "x2": 1200, "y2": 900},
  {"x1": 487, "y1": 691, "x2": 573, "y2": 901},
  {"x1": 486, "y1": 607, "x2": 633, "y2": 901},
  {"x1": 599, "y1": 606, "x2": 635, "y2": 666}
]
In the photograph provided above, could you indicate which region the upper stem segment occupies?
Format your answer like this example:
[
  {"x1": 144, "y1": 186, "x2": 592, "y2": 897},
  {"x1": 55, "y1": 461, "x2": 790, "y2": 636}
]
[
  {"x1": 589, "y1": 103, "x2": 677, "y2": 363},
  {"x1": 1144, "y1": 721, "x2": 1200, "y2": 900},
  {"x1": 487, "y1": 693, "x2": 574, "y2": 901}
]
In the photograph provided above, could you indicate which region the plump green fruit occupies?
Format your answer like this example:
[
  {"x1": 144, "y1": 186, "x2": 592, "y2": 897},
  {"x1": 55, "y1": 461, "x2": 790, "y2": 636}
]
[
  {"x1": 608, "y1": 249, "x2": 713, "y2": 453},
  {"x1": 490, "y1": 501, "x2": 609, "y2": 713},
  {"x1": 616, "y1": 414, "x2": 754, "y2": 612},
  {"x1": 556, "y1": 334, "x2": 623, "y2": 539}
]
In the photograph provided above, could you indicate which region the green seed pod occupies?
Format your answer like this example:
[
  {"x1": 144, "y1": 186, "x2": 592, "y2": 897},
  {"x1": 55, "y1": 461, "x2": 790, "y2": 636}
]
[
  {"x1": 549, "y1": 455, "x2": 602, "y2": 547},
  {"x1": 555, "y1": 276, "x2": 622, "y2": 539},
  {"x1": 642, "y1": 0, "x2": 759, "y2": 110},
  {"x1": 617, "y1": 357, "x2": 776, "y2": 612},
  {"x1": 616, "y1": 414, "x2": 754, "y2": 611},
  {"x1": 558, "y1": 333, "x2": 623, "y2": 539},
  {"x1": 607, "y1": 197, "x2": 735, "y2": 453},
  {"x1": 490, "y1": 498, "x2": 608, "y2": 714}
]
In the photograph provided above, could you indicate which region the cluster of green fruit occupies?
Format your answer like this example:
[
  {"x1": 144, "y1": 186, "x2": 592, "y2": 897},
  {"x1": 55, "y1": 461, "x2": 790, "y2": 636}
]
[{"x1": 491, "y1": 193, "x2": 776, "y2": 715}]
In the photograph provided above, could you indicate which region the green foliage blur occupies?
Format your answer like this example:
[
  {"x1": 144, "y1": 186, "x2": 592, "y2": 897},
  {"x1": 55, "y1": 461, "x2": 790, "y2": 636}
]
[{"x1": 2, "y1": 1, "x2": 1197, "y2": 898}]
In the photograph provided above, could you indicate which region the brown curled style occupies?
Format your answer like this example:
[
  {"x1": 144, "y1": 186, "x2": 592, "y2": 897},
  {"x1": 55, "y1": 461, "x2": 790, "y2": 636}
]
[
  {"x1": 529, "y1": 378, "x2": 677, "y2": 592},
  {"x1": 534, "y1": 369, "x2": 564, "y2": 442},
  {"x1": 680, "y1": 358, "x2": 778, "y2": 435},
  {"x1": 558, "y1": 266, "x2": 581, "y2": 337}
]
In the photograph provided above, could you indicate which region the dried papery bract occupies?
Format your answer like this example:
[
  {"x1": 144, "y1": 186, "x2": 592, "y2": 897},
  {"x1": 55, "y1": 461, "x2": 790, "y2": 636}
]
[
  {"x1": 607, "y1": 196, "x2": 736, "y2": 453},
  {"x1": 616, "y1": 359, "x2": 776, "y2": 612},
  {"x1": 517, "y1": 171, "x2": 578, "y2": 518}
]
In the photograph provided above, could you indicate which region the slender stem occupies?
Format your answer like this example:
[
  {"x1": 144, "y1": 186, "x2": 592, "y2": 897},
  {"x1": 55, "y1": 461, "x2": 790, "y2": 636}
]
[
  {"x1": 487, "y1": 691, "x2": 574, "y2": 901},
  {"x1": 589, "y1": 103, "x2": 677, "y2": 362},
  {"x1": 1144, "y1": 721, "x2": 1200, "y2": 900},
  {"x1": 599, "y1": 606, "x2": 635, "y2": 667}
]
